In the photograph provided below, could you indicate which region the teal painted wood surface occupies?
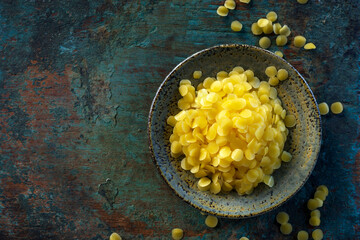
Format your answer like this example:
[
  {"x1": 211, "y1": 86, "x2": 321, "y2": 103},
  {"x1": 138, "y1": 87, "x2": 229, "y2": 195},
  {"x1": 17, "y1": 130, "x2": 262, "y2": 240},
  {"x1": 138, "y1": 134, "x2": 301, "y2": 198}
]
[{"x1": 0, "y1": 0, "x2": 359, "y2": 239}]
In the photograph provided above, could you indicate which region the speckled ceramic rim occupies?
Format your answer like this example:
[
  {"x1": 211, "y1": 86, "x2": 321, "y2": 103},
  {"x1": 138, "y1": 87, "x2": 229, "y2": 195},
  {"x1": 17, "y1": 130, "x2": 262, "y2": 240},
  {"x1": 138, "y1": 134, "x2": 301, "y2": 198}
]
[{"x1": 148, "y1": 44, "x2": 322, "y2": 218}]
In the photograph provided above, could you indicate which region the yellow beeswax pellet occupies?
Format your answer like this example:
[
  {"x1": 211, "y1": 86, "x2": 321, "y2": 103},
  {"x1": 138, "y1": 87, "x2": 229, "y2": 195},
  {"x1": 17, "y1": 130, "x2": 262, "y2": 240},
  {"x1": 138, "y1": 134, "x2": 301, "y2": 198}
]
[
  {"x1": 269, "y1": 76, "x2": 279, "y2": 86},
  {"x1": 210, "y1": 181, "x2": 221, "y2": 194},
  {"x1": 273, "y1": 23, "x2": 281, "y2": 34},
  {"x1": 205, "y1": 215, "x2": 218, "y2": 228},
  {"x1": 179, "y1": 85, "x2": 189, "y2": 96},
  {"x1": 233, "y1": 66, "x2": 245, "y2": 73},
  {"x1": 314, "y1": 190, "x2": 327, "y2": 201},
  {"x1": 110, "y1": 233, "x2": 122, "y2": 240},
  {"x1": 193, "y1": 71, "x2": 202, "y2": 79},
  {"x1": 251, "y1": 23, "x2": 263, "y2": 35},
  {"x1": 257, "y1": 18, "x2": 270, "y2": 28},
  {"x1": 284, "y1": 115, "x2": 296, "y2": 128},
  {"x1": 307, "y1": 198, "x2": 323, "y2": 210},
  {"x1": 309, "y1": 216, "x2": 321, "y2": 226},
  {"x1": 318, "y1": 102, "x2": 329, "y2": 115},
  {"x1": 277, "y1": 69, "x2": 288, "y2": 80},
  {"x1": 279, "y1": 25, "x2": 291, "y2": 37},
  {"x1": 265, "y1": 66, "x2": 277, "y2": 77},
  {"x1": 263, "y1": 21, "x2": 273, "y2": 34},
  {"x1": 311, "y1": 210, "x2": 321, "y2": 218},
  {"x1": 297, "y1": 0, "x2": 309, "y2": 4},
  {"x1": 259, "y1": 37, "x2": 271, "y2": 49},
  {"x1": 294, "y1": 36, "x2": 307, "y2": 47},
  {"x1": 317, "y1": 185, "x2": 329, "y2": 196},
  {"x1": 167, "y1": 116, "x2": 177, "y2": 127},
  {"x1": 198, "y1": 177, "x2": 211, "y2": 188},
  {"x1": 275, "y1": 51, "x2": 283, "y2": 58},
  {"x1": 180, "y1": 79, "x2": 191, "y2": 86},
  {"x1": 266, "y1": 11, "x2": 277, "y2": 22},
  {"x1": 219, "y1": 146, "x2": 231, "y2": 158},
  {"x1": 304, "y1": 43, "x2": 316, "y2": 49},
  {"x1": 211, "y1": 81, "x2": 222, "y2": 92},
  {"x1": 231, "y1": 149, "x2": 244, "y2": 161},
  {"x1": 239, "y1": 237, "x2": 249, "y2": 240},
  {"x1": 276, "y1": 35, "x2": 288, "y2": 46},
  {"x1": 171, "y1": 228, "x2": 184, "y2": 240},
  {"x1": 280, "y1": 223, "x2": 293, "y2": 235},
  {"x1": 203, "y1": 77, "x2": 215, "y2": 89},
  {"x1": 217, "y1": 71, "x2": 228, "y2": 80},
  {"x1": 171, "y1": 141, "x2": 182, "y2": 154},
  {"x1": 217, "y1": 6, "x2": 229, "y2": 17},
  {"x1": 224, "y1": 0, "x2": 236, "y2": 10},
  {"x1": 240, "y1": 0, "x2": 251, "y2": 3},
  {"x1": 330, "y1": 102, "x2": 343, "y2": 114},
  {"x1": 263, "y1": 175, "x2": 274, "y2": 187},
  {"x1": 297, "y1": 230, "x2": 309, "y2": 240},
  {"x1": 312, "y1": 229, "x2": 323, "y2": 240},
  {"x1": 231, "y1": 20, "x2": 243, "y2": 32},
  {"x1": 276, "y1": 212, "x2": 289, "y2": 224},
  {"x1": 281, "y1": 151, "x2": 292, "y2": 162}
]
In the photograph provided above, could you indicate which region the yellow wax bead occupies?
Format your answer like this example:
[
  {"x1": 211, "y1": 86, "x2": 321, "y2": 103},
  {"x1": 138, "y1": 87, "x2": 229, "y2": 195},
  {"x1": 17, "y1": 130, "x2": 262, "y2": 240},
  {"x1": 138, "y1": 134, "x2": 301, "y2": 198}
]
[
  {"x1": 265, "y1": 66, "x2": 277, "y2": 77},
  {"x1": 317, "y1": 185, "x2": 329, "y2": 196},
  {"x1": 269, "y1": 76, "x2": 279, "y2": 86},
  {"x1": 276, "y1": 35, "x2": 288, "y2": 46},
  {"x1": 281, "y1": 151, "x2": 292, "y2": 162},
  {"x1": 294, "y1": 36, "x2": 307, "y2": 47},
  {"x1": 297, "y1": 0, "x2": 309, "y2": 4},
  {"x1": 240, "y1": 0, "x2": 251, "y2": 3},
  {"x1": 311, "y1": 210, "x2": 321, "y2": 218},
  {"x1": 171, "y1": 141, "x2": 182, "y2": 154},
  {"x1": 167, "y1": 116, "x2": 177, "y2": 127},
  {"x1": 318, "y1": 102, "x2": 329, "y2": 115},
  {"x1": 314, "y1": 190, "x2": 327, "y2": 201},
  {"x1": 260, "y1": 94, "x2": 269, "y2": 103},
  {"x1": 263, "y1": 21, "x2": 273, "y2": 34},
  {"x1": 269, "y1": 87, "x2": 277, "y2": 99},
  {"x1": 259, "y1": 37, "x2": 271, "y2": 49},
  {"x1": 251, "y1": 23, "x2": 263, "y2": 35},
  {"x1": 244, "y1": 149, "x2": 255, "y2": 160},
  {"x1": 309, "y1": 216, "x2": 321, "y2": 226},
  {"x1": 239, "y1": 237, "x2": 249, "y2": 240},
  {"x1": 263, "y1": 175, "x2": 274, "y2": 187},
  {"x1": 307, "y1": 198, "x2": 322, "y2": 210},
  {"x1": 312, "y1": 229, "x2": 323, "y2": 240},
  {"x1": 275, "y1": 51, "x2": 283, "y2": 58},
  {"x1": 178, "y1": 99, "x2": 190, "y2": 110},
  {"x1": 217, "y1": 6, "x2": 229, "y2": 17},
  {"x1": 210, "y1": 181, "x2": 221, "y2": 194},
  {"x1": 193, "y1": 70, "x2": 202, "y2": 79},
  {"x1": 203, "y1": 77, "x2": 215, "y2": 89},
  {"x1": 180, "y1": 79, "x2": 191, "y2": 85},
  {"x1": 198, "y1": 177, "x2": 211, "y2": 188},
  {"x1": 172, "y1": 228, "x2": 184, "y2": 240},
  {"x1": 210, "y1": 81, "x2": 222, "y2": 92},
  {"x1": 205, "y1": 215, "x2": 218, "y2": 228},
  {"x1": 244, "y1": 69, "x2": 254, "y2": 80},
  {"x1": 273, "y1": 23, "x2": 281, "y2": 34},
  {"x1": 314, "y1": 198, "x2": 323, "y2": 207},
  {"x1": 110, "y1": 233, "x2": 122, "y2": 240},
  {"x1": 231, "y1": 20, "x2": 243, "y2": 32},
  {"x1": 219, "y1": 146, "x2": 231, "y2": 158},
  {"x1": 217, "y1": 71, "x2": 228, "y2": 80},
  {"x1": 279, "y1": 25, "x2": 291, "y2": 37},
  {"x1": 297, "y1": 230, "x2": 309, "y2": 240},
  {"x1": 240, "y1": 109, "x2": 252, "y2": 118},
  {"x1": 330, "y1": 102, "x2": 343, "y2": 114},
  {"x1": 249, "y1": 77, "x2": 260, "y2": 88},
  {"x1": 276, "y1": 212, "x2": 289, "y2": 224},
  {"x1": 284, "y1": 115, "x2": 296, "y2": 127},
  {"x1": 233, "y1": 66, "x2": 245, "y2": 73},
  {"x1": 207, "y1": 142, "x2": 219, "y2": 154},
  {"x1": 246, "y1": 169, "x2": 259, "y2": 182},
  {"x1": 179, "y1": 85, "x2": 189, "y2": 96},
  {"x1": 257, "y1": 18, "x2": 270, "y2": 28},
  {"x1": 280, "y1": 223, "x2": 293, "y2": 235},
  {"x1": 231, "y1": 149, "x2": 244, "y2": 161},
  {"x1": 223, "y1": 82, "x2": 234, "y2": 93},
  {"x1": 266, "y1": 11, "x2": 277, "y2": 22},
  {"x1": 224, "y1": 0, "x2": 236, "y2": 10},
  {"x1": 304, "y1": 43, "x2": 316, "y2": 49},
  {"x1": 222, "y1": 98, "x2": 246, "y2": 110},
  {"x1": 277, "y1": 69, "x2": 288, "y2": 81}
]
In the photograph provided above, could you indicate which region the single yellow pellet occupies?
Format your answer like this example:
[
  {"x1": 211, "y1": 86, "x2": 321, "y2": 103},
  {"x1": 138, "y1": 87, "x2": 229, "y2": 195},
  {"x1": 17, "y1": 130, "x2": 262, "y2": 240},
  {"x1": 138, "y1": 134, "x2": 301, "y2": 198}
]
[
  {"x1": 297, "y1": 230, "x2": 309, "y2": 240},
  {"x1": 294, "y1": 36, "x2": 307, "y2": 47},
  {"x1": 257, "y1": 18, "x2": 270, "y2": 28},
  {"x1": 251, "y1": 23, "x2": 263, "y2": 35},
  {"x1": 281, "y1": 151, "x2": 292, "y2": 162},
  {"x1": 231, "y1": 20, "x2": 243, "y2": 32},
  {"x1": 266, "y1": 11, "x2": 278, "y2": 22},
  {"x1": 224, "y1": 0, "x2": 236, "y2": 10},
  {"x1": 217, "y1": 71, "x2": 228, "y2": 80},
  {"x1": 167, "y1": 116, "x2": 177, "y2": 127},
  {"x1": 263, "y1": 175, "x2": 274, "y2": 187},
  {"x1": 110, "y1": 233, "x2": 122, "y2": 240},
  {"x1": 210, "y1": 181, "x2": 221, "y2": 194},
  {"x1": 198, "y1": 177, "x2": 211, "y2": 188},
  {"x1": 276, "y1": 212, "x2": 289, "y2": 224},
  {"x1": 304, "y1": 43, "x2": 316, "y2": 49},
  {"x1": 171, "y1": 141, "x2": 182, "y2": 154},
  {"x1": 193, "y1": 71, "x2": 202, "y2": 79},
  {"x1": 314, "y1": 190, "x2": 327, "y2": 201},
  {"x1": 239, "y1": 237, "x2": 249, "y2": 240},
  {"x1": 330, "y1": 102, "x2": 343, "y2": 114},
  {"x1": 265, "y1": 66, "x2": 277, "y2": 77},
  {"x1": 311, "y1": 210, "x2": 321, "y2": 218},
  {"x1": 259, "y1": 37, "x2": 271, "y2": 49},
  {"x1": 318, "y1": 102, "x2": 329, "y2": 115},
  {"x1": 309, "y1": 216, "x2": 321, "y2": 226},
  {"x1": 275, "y1": 51, "x2": 283, "y2": 58},
  {"x1": 205, "y1": 215, "x2": 218, "y2": 228},
  {"x1": 172, "y1": 228, "x2": 184, "y2": 240},
  {"x1": 280, "y1": 223, "x2": 293, "y2": 235},
  {"x1": 219, "y1": 146, "x2": 231, "y2": 158},
  {"x1": 244, "y1": 69, "x2": 254, "y2": 79},
  {"x1": 277, "y1": 69, "x2": 288, "y2": 81},
  {"x1": 276, "y1": 35, "x2": 288, "y2": 46},
  {"x1": 297, "y1": 0, "x2": 309, "y2": 4},
  {"x1": 269, "y1": 76, "x2": 279, "y2": 86},
  {"x1": 217, "y1": 6, "x2": 229, "y2": 17},
  {"x1": 317, "y1": 185, "x2": 329, "y2": 196},
  {"x1": 284, "y1": 115, "x2": 296, "y2": 128},
  {"x1": 233, "y1": 66, "x2": 244, "y2": 73},
  {"x1": 210, "y1": 81, "x2": 222, "y2": 92},
  {"x1": 180, "y1": 79, "x2": 191, "y2": 86},
  {"x1": 179, "y1": 85, "x2": 189, "y2": 96},
  {"x1": 307, "y1": 198, "x2": 322, "y2": 210},
  {"x1": 240, "y1": 0, "x2": 251, "y2": 3},
  {"x1": 273, "y1": 23, "x2": 281, "y2": 34},
  {"x1": 279, "y1": 25, "x2": 291, "y2": 37},
  {"x1": 312, "y1": 229, "x2": 324, "y2": 240},
  {"x1": 263, "y1": 21, "x2": 273, "y2": 34},
  {"x1": 231, "y1": 149, "x2": 244, "y2": 161}
]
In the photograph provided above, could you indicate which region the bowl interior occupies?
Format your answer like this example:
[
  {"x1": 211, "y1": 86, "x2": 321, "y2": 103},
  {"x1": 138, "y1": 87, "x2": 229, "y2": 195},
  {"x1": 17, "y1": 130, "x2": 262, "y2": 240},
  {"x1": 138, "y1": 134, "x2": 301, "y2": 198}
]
[{"x1": 148, "y1": 44, "x2": 321, "y2": 218}]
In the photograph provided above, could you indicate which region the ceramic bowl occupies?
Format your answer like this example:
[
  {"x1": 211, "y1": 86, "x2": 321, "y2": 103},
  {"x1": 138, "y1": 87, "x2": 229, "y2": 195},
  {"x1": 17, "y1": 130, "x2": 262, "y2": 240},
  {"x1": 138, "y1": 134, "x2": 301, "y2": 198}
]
[{"x1": 148, "y1": 44, "x2": 321, "y2": 218}]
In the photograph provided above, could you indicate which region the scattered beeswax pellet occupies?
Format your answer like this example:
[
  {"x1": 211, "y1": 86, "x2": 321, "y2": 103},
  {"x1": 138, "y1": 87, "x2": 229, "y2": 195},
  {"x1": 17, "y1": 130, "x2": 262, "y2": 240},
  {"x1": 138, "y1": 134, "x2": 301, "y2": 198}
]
[
  {"x1": 193, "y1": 71, "x2": 202, "y2": 79},
  {"x1": 217, "y1": 6, "x2": 229, "y2": 17},
  {"x1": 311, "y1": 209, "x2": 321, "y2": 218},
  {"x1": 317, "y1": 185, "x2": 329, "y2": 196},
  {"x1": 312, "y1": 229, "x2": 324, "y2": 240},
  {"x1": 172, "y1": 228, "x2": 184, "y2": 240},
  {"x1": 224, "y1": 0, "x2": 236, "y2": 10},
  {"x1": 217, "y1": 71, "x2": 228, "y2": 80},
  {"x1": 233, "y1": 66, "x2": 244, "y2": 73},
  {"x1": 297, "y1": 230, "x2": 309, "y2": 240},
  {"x1": 198, "y1": 177, "x2": 211, "y2": 188},
  {"x1": 309, "y1": 216, "x2": 321, "y2": 226},
  {"x1": 279, "y1": 25, "x2": 291, "y2": 37},
  {"x1": 179, "y1": 85, "x2": 189, "y2": 96},
  {"x1": 262, "y1": 21, "x2": 273, "y2": 34},
  {"x1": 205, "y1": 215, "x2": 218, "y2": 228},
  {"x1": 263, "y1": 175, "x2": 274, "y2": 187},
  {"x1": 294, "y1": 36, "x2": 307, "y2": 47},
  {"x1": 180, "y1": 79, "x2": 191, "y2": 85},
  {"x1": 265, "y1": 66, "x2": 277, "y2": 77},
  {"x1": 281, "y1": 151, "x2": 292, "y2": 162},
  {"x1": 276, "y1": 212, "x2": 289, "y2": 224},
  {"x1": 251, "y1": 23, "x2": 263, "y2": 35},
  {"x1": 257, "y1": 18, "x2": 270, "y2": 28},
  {"x1": 330, "y1": 102, "x2": 343, "y2": 114},
  {"x1": 275, "y1": 51, "x2": 283, "y2": 58},
  {"x1": 304, "y1": 43, "x2": 316, "y2": 49},
  {"x1": 231, "y1": 149, "x2": 244, "y2": 161},
  {"x1": 273, "y1": 23, "x2": 281, "y2": 34},
  {"x1": 266, "y1": 11, "x2": 278, "y2": 22},
  {"x1": 259, "y1": 37, "x2": 271, "y2": 49},
  {"x1": 276, "y1": 35, "x2": 288, "y2": 46},
  {"x1": 284, "y1": 115, "x2": 296, "y2": 127},
  {"x1": 318, "y1": 102, "x2": 329, "y2": 115},
  {"x1": 240, "y1": 0, "x2": 251, "y2": 3},
  {"x1": 280, "y1": 223, "x2": 293, "y2": 235},
  {"x1": 297, "y1": 0, "x2": 309, "y2": 4},
  {"x1": 239, "y1": 237, "x2": 249, "y2": 240},
  {"x1": 314, "y1": 198, "x2": 323, "y2": 207},
  {"x1": 167, "y1": 116, "x2": 177, "y2": 127},
  {"x1": 231, "y1": 21, "x2": 243, "y2": 32},
  {"x1": 277, "y1": 69, "x2": 288, "y2": 81},
  {"x1": 110, "y1": 233, "x2": 122, "y2": 240},
  {"x1": 269, "y1": 76, "x2": 279, "y2": 86},
  {"x1": 307, "y1": 198, "x2": 322, "y2": 210},
  {"x1": 314, "y1": 190, "x2": 327, "y2": 201}
]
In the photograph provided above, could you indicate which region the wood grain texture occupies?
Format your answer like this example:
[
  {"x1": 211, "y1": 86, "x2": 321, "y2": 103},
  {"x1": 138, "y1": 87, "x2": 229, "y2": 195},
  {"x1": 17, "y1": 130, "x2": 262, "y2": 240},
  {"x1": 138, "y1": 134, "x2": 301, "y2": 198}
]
[{"x1": 0, "y1": 0, "x2": 359, "y2": 239}]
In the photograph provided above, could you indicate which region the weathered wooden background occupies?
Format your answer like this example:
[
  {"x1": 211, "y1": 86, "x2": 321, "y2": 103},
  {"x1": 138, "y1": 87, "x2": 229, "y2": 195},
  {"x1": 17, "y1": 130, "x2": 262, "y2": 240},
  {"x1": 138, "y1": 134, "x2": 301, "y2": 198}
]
[{"x1": 0, "y1": 0, "x2": 359, "y2": 239}]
